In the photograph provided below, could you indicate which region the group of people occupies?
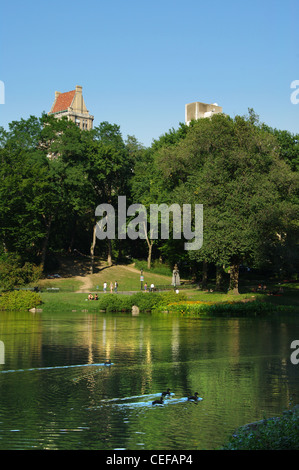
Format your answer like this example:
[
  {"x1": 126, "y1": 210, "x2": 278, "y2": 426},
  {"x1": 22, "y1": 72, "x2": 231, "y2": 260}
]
[
  {"x1": 102, "y1": 281, "x2": 118, "y2": 293},
  {"x1": 88, "y1": 293, "x2": 98, "y2": 301},
  {"x1": 144, "y1": 282, "x2": 155, "y2": 292},
  {"x1": 87, "y1": 281, "x2": 119, "y2": 300},
  {"x1": 88, "y1": 280, "x2": 161, "y2": 299}
]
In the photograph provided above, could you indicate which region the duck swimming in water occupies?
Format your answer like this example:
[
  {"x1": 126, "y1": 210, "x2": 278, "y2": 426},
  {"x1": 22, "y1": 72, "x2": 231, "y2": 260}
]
[
  {"x1": 188, "y1": 392, "x2": 199, "y2": 401},
  {"x1": 104, "y1": 359, "x2": 111, "y2": 365},
  {"x1": 162, "y1": 388, "x2": 171, "y2": 397},
  {"x1": 152, "y1": 396, "x2": 164, "y2": 405}
]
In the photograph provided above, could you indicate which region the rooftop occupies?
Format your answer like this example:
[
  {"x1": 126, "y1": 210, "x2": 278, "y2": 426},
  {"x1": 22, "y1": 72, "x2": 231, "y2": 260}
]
[{"x1": 50, "y1": 89, "x2": 76, "y2": 114}]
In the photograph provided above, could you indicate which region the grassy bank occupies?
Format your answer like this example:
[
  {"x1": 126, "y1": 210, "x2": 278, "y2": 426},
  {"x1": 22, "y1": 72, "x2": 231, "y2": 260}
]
[
  {"x1": 36, "y1": 289, "x2": 298, "y2": 317},
  {"x1": 36, "y1": 263, "x2": 174, "y2": 293},
  {"x1": 39, "y1": 291, "x2": 188, "y2": 313},
  {"x1": 221, "y1": 406, "x2": 299, "y2": 450},
  {"x1": 2, "y1": 260, "x2": 298, "y2": 315}
]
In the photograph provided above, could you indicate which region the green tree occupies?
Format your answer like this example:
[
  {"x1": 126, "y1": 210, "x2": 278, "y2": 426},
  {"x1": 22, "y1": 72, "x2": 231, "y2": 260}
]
[
  {"x1": 0, "y1": 115, "x2": 93, "y2": 271},
  {"x1": 131, "y1": 124, "x2": 190, "y2": 269},
  {"x1": 0, "y1": 129, "x2": 58, "y2": 264},
  {"x1": 153, "y1": 113, "x2": 299, "y2": 293},
  {"x1": 0, "y1": 253, "x2": 42, "y2": 291},
  {"x1": 85, "y1": 122, "x2": 133, "y2": 270}
]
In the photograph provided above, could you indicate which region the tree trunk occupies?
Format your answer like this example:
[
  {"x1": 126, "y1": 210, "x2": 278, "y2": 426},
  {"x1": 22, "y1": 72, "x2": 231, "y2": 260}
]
[
  {"x1": 143, "y1": 221, "x2": 153, "y2": 270},
  {"x1": 147, "y1": 242, "x2": 153, "y2": 270},
  {"x1": 107, "y1": 239, "x2": 112, "y2": 266},
  {"x1": 229, "y1": 260, "x2": 239, "y2": 295},
  {"x1": 215, "y1": 264, "x2": 223, "y2": 291}
]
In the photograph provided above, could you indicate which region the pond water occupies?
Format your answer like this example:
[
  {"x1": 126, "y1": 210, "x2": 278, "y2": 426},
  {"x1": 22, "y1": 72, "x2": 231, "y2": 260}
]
[{"x1": 0, "y1": 309, "x2": 299, "y2": 450}]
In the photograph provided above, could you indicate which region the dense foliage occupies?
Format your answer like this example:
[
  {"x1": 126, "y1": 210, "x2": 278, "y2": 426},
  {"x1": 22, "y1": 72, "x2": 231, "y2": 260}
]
[
  {"x1": 0, "y1": 110, "x2": 298, "y2": 293},
  {"x1": 95, "y1": 291, "x2": 188, "y2": 312},
  {"x1": 155, "y1": 299, "x2": 294, "y2": 316},
  {"x1": 0, "y1": 290, "x2": 42, "y2": 310},
  {"x1": 222, "y1": 406, "x2": 299, "y2": 450},
  {"x1": 0, "y1": 253, "x2": 42, "y2": 291}
]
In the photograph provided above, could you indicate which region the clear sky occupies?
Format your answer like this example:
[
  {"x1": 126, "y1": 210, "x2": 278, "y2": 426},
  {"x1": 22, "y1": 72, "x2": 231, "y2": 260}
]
[{"x1": 0, "y1": 0, "x2": 298, "y2": 146}]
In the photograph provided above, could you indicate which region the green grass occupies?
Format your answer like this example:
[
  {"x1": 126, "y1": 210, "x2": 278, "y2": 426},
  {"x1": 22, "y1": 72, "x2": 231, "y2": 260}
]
[
  {"x1": 35, "y1": 277, "x2": 82, "y2": 292},
  {"x1": 133, "y1": 258, "x2": 173, "y2": 277},
  {"x1": 36, "y1": 265, "x2": 174, "y2": 293},
  {"x1": 40, "y1": 292, "x2": 97, "y2": 312},
  {"x1": 39, "y1": 291, "x2": 183, "y2": 314},
  {"x1": 89, "y1": 265, "x2": 173, "y2": 292},
  {"x1": 14, "y1": 259, "x2": 299, "y2": 314},
  {"x1": 38, "y1": 287, "x2": 298, "y2": 316}
]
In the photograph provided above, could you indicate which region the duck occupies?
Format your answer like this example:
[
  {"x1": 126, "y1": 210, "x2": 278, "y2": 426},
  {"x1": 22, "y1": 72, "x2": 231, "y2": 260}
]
[
  {"x1": 104, "y1": 359, "x2": 111, "y2": 365},
  {"x1": 152, "y1": 396, "x2": 164, "y2": 405},
  {"x1": 162, "y1": 388, "x2": 171, "y2": 397},
  {"x1": 188, "y1": 392, "x2": 199, "y2": 401}
]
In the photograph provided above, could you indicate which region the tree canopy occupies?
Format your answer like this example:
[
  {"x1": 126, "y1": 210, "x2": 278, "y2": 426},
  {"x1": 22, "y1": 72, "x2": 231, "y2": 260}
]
[{"x1": 0, "y1": 110, "x2": 298, "y2": 292}]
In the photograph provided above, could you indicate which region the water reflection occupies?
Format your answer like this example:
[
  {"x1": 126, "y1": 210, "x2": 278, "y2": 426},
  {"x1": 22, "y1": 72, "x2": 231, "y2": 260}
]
[{"x1": 0, "y1": 310, "x2": 298, "y2": 450}]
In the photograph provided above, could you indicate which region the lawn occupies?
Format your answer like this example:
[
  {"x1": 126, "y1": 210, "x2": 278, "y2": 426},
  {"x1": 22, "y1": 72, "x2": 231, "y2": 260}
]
[
  {"x1": 24, "y1": 258, "x2": 299, "y2": 313},
  {"x1": 37, "y1": 264, "x2": 174, "y2": 293},
  {"x1": 40, "y1": 292, "x2": 98, "y2": 312},
  {"x1": 89, "y1": 265, "x2": 173, "y2": 292},
  {"x1": 38, "y1": 282, "x2": 299, "y2": 314}
]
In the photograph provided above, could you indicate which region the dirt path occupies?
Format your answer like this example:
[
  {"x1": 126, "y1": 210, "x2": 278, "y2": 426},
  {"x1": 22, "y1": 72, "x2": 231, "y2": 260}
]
[
  {"x1": 75, "y1": 275, "x2": 93, "y2": 293},
  {"x1": 74, "y1": 264, "x2": 141, "y2": 293},
  {"x1": 119, "y1": 264, "x2": 141, "y2": 273}
]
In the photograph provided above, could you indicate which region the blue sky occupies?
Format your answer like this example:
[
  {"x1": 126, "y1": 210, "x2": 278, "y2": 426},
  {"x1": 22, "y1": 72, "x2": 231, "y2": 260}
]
[{"x1": 0, "y1": 0, "x2": 298, "y2": 146}]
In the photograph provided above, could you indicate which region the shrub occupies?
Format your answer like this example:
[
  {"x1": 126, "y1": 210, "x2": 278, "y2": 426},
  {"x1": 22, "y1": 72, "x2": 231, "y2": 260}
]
[
  {"x1": 0, "y1": 290, "x2": 42, "y2": 311},
  {"x1": 156, "y1": 299, "x2": 290, "y2": 316},
  {"x1": 97, "y1": 294, "x2": 132, "y2": 312},
  {"x1": 130, "y1": 292, "x2": 161, "y2": 311},
  {"x1": 222, "y1": 406, "x2": 299, "y2": 450},
  {"x1": 95, "y1": 292, "x2": 188, "y2": 312},
  {"x1": 0, "y1": 253, "x2": 42, "y2": 291}
]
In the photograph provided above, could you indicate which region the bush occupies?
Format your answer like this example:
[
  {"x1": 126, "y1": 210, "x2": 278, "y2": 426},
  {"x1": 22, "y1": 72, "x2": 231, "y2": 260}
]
[
  {"x1": 0, "y1": 253, "x2": 42, "y2": 291},
  {"x1": 222, "y1": 406, "x2": 299, "y2": 450},
  {"x1": 97, "y1": 294, "x2": 132, "y2": 312},
  {"x1": 96, "y1": 291, "x2": 188, "y2": 312},
  {"x1": 156, "y1": 299, "x2": 291, "y2": 316},
  {"x1": 0, "y1": 290, "x2": 42, "y2": 311}
]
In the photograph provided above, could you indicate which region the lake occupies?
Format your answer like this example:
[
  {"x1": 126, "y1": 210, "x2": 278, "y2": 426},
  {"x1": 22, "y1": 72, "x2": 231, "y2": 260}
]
[{"x1": 0, "y1": 309, "x2": 298, "y2": 450}]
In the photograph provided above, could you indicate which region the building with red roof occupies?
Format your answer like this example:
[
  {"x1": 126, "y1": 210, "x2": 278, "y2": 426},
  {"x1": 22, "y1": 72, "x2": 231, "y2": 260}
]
[{"x1": 49, "y1": 85, "x2": 94, "y2": 130}]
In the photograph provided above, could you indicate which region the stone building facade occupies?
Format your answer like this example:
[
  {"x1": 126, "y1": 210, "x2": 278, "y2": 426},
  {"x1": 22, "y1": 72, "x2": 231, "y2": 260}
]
[
  {"x1": 185, "y1": 101, "x2": 222, "y2": 125},
  {"x1": 48, "y1": 85, "x2": 94, "y2": 130}
]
